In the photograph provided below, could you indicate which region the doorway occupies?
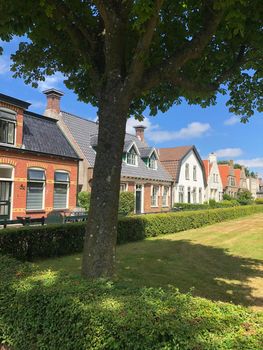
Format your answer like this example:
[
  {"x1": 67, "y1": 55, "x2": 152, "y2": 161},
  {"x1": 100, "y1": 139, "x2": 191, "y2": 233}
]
[
  {"x1": 135, "y1": 184, "x2": 142, "y2": 214},
  {"x1": 0, "y1": 166, "x2": 13, "y2": 220}
]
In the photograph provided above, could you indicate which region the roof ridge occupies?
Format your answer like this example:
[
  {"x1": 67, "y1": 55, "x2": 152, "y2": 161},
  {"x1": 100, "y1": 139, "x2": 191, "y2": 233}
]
[
  {"x1": 61, "y1": 110, "x2": 98, "y2": 124},
  {"x1": 25, "y1": 111, "x2": 57, "y2": 123}
]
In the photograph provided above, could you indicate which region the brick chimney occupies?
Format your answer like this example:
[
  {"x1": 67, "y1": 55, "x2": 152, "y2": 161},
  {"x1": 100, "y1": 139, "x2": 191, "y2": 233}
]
[
  {"x1": 43, "y1": 88, "x2": 64, "y2": 119},
  {"x1": 134, "y1": 125, "x2": 146, "y2": 142}
]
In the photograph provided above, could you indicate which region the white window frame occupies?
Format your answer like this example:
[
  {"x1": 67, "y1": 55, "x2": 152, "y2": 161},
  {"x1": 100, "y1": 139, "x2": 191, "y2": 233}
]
[
  {"x1": 120, "y1": 183, "x2": 128, "y2": 192},
  {"x1": 185, "y1": 163, "x2": 190, "y2": 180},
  {"x1": 0, "y1": 164, "x2": 14, "y2": 220},
  {"x1": 199, "y1": 188, "x2": 202, "y2": 204},
  {"x1": 193, "y1": 165, "x2": 197, "y2": 181},
  {"x1": 0, "y1": 107, "x2": 17, "y2": 147},
  {"x1": 151, "y1": 185, "x2": 159, "y2": 207},
  {"x1": 26, "y1": 168, "x2": 46, "y2": 211},
  {"x1": 53, "y1": 170, "x2": 70, "y2": 210},
  {"x1": 162, "y1": 186, "x2": 169, "y2": 207},
  {"x1": 178, "y1": 185, "x2": 184, "y2": 203},
  {"x1": 148, "y1": 152, "x2": 157, "y2": 170},
  {"x1": 126, "y1": 146, "x2": 138, "y2": 166},
  {"x1": 192, "y1": 187, "x2": 197, "y2": 203}
]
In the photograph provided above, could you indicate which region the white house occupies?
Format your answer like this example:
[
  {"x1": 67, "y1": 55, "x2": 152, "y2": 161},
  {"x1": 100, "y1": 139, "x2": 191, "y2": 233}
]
[
  {"x1": 159, "y1": 146, "x2": 207, "y2": 204},
  {"x1": 203, "y1": 153, "x2": 223, "y2": 202}
]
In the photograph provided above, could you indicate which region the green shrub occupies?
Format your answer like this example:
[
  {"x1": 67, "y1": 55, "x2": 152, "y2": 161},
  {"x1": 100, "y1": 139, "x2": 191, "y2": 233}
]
[
  {"x1": 0, "y1": 255, "x2": 262, "y2": 350},
  {"x1": 78, "y1": 191, "x2": 134, "y2": 215},
  {"x1": 255, "y1": 198, "x2": 263, "y2": 205},
  {"x1": 173, "y1": 202, "x2": 210, "y2": 210},
  {"x1": 237, "y1": 190, "x2": 254, "y2": 205},
  {"x1": 173, "y1": 200, "x2": 239, "y2": 211},
  {"x1": 1, "y1": 206, "x2": 263, "y2": 260},
  {"x1": 223, "y1": 193, "x2": 233, "y2": 200},
  {"x1": 119, "y1": 191, "x2": 134, "y2": 215},
  {"x1": 78, "y1": 191, "x2": 91, "y2": 210}
]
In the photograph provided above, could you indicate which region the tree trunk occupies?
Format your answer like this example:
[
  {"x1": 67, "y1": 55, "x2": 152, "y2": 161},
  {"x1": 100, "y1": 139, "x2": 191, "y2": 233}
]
[{"x1": 81, "y1": 92, "x2": 129, "y2": 278}]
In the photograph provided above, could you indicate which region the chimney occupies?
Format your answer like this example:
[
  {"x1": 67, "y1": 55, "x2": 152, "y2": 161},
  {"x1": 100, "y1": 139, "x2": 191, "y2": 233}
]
[
  {"x1": 229, "y1": 160, "x2": 234, "y2": 167},
  {"x1": 208, "y1": 152, "x2": 217, "y2": 164},
  {"x1": 43, "y1": 88, "x2": 64, "y2": 119},
  {"x1": 134, "y1": 125, "x2": 146, "y2": 142}
]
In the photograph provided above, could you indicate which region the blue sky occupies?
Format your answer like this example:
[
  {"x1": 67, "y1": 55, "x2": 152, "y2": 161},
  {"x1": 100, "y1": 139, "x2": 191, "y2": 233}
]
[{"x1": 1, "y1": 38, "x2": 262, "y2": 176}]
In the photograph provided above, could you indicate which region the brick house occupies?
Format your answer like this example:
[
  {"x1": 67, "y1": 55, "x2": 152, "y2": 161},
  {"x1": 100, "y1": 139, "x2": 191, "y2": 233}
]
[
  {"x1": 159, "y1": 146, "x2": 207, "y2": 204},
  {"x1": 43, "y1": 89, "x2": 172, "y2": 214},
  {"x1": 0, "y1": 93, "x2": 79, "y2": 220},
  {"x1": 218, "y1": 160, "x2": 238, "y2": 197}
]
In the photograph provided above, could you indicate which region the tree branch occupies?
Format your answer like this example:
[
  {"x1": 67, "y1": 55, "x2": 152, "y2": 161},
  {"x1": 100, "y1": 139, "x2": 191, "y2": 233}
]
[
  {"x1": 142, "y1": 1, "x2": 224, "y2": 91},
  {"x1": 124, "y1": 0, "x2": 164, "y2": 93}
]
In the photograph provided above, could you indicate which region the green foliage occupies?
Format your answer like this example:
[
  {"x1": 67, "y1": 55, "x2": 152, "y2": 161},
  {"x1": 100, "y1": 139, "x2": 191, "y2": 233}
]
[
  {"x1": 173, "y1": 199, "x2": 239, "y2": 211},
  {"x1": 0, "y1": 255, "x2": 262, "y2": 350},
  {"x1": 255, "y1": 198, "x2": 263, "y2": 205},
  {"x1": 78, "y1": 191, "x2": 91, "y2": 211},
  {"x1": 236, "y1": 190, "x2": 254, "y2": 205},
  {"x1": 78, "y1": 191, "x2": 134, "y2": 215},
  {"x1": 1, "y1": 206, "x2": 263, "y2": 260},
  {"x1": 119, "y1": 192, "x2": 134, "y2": 215},
  {"x1": 223, "y1": 193, "x2": 233, "y2": 200}
]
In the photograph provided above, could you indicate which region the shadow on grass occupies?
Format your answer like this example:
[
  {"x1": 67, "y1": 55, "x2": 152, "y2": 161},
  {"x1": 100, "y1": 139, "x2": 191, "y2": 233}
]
[
  {"x1": 1, "y1": 253, "x2": 262, "y2": 350},
  {"x1": 117, "y1": 239, "x2": 263, "y2": 309}
]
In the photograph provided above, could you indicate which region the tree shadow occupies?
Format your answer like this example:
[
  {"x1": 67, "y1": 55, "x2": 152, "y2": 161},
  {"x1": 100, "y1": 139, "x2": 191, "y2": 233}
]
[{"x1": 116, "y1": 239, "x2": 263, "y2": 309}]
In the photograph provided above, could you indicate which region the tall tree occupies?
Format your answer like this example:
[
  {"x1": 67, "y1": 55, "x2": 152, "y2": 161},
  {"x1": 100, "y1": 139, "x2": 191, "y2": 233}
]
[{"x1": 0, "y1": 0, "x2": 262, "y2": 278}]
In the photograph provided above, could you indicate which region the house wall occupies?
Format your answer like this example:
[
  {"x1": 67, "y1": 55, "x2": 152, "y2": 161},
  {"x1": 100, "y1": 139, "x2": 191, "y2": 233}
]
[
  {"x1": 173, "y1": 150, "x2": 205, "y2": 204},
  {"x1": 247, "y1": 177, "x2": 259, "y2": 198},
  {"x1": 0, "y1": 149, "x2": 78, "y2": 220},
  {"x1": 121, "y1": 180, "x2": 171, "y2": 213},
  {"x1": 205, "y1": 156, "x2": 223, "y2": 202}
]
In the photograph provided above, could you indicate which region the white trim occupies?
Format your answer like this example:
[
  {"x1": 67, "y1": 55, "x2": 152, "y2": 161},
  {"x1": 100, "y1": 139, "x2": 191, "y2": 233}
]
[
  {"x1": 26, "y1": 167, "x2": 46, "y2": 211},
  {"x1": 126, "y1": 141, "x2": 140, "y2": 156},
  {"x1": 0, "y1": 164, "x2": 14, "y2": 220},
  {"x1": 53, "y1": 170, "x2": 70, "y2": 210}
]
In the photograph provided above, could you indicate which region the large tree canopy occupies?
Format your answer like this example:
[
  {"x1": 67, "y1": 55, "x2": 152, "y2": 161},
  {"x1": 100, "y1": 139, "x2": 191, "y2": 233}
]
[{"x1": 0, "y1": 0, "x2": 262, "y2": 278}]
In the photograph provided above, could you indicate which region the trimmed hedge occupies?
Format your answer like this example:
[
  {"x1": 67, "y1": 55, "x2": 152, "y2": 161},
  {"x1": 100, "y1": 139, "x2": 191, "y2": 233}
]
[
  {"x1": 173, "y1": 199, "x2": 240, "y2": 211},
  {"x1": 1, "y1": 205, "x2": 263, "y2": 260},
  {"x1": 0, "y1": 255, "x2": 263, "y2": 350},
  {"x1": 255, "y1": 198, "x2": 263, "y2": 205}
]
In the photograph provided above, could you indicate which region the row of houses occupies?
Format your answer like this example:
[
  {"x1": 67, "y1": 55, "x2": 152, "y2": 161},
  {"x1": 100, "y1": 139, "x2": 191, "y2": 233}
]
[{"x1": 0, "y1": 90, "x2": 261, "y2": 220}]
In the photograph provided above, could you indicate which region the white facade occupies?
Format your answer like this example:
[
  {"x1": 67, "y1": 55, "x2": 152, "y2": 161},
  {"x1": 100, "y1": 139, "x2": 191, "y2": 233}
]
[
  {"x1": 246, "y1": 177, "x2": 259, "y2": 199},
  {"x1": 204, "y1": 153, "x2": 223, "y2": 202},
  {"x1": 173, "y1": 149, "x2": 206, "y2": 204}
]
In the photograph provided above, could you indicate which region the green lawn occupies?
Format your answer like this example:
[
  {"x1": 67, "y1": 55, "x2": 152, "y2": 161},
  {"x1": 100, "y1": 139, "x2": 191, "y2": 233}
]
[{"x1": 37, "y1": 213, "x2": 263, "y2": 310}]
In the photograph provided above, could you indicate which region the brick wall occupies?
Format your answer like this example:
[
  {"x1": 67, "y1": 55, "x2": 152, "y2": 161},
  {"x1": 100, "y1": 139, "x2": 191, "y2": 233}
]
[{"x1": 0, "y1": 149, "x2": 78, "y2": 219}]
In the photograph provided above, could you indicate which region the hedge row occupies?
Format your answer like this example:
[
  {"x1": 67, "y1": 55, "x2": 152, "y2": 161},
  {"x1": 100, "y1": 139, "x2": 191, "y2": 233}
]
[
  {"x1": 173, "y1": 199, "x2": 240, "y2": 211},
  {"x1": 1, "y1": 205, "x2": 263, "y2": 260},
  {"x1": 1, "y1": 255, "x2": 262, "y2": 350}
]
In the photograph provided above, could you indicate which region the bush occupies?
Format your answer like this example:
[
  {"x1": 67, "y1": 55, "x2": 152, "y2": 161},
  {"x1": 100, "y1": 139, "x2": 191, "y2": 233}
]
[
  {"x1": 0, "y1": 255, "x2": 262, "y2": 350},
  {"x1": 119, "y1": 191, "x2": 134, "y2": 215},
  {"x1": 173, "y1": 203, "x2": 210, "y2": 210},
  {"x1": 255, "y1": 198, "x2": 263, "y2": 205},
  {"x1": 173, "y1": 200, "x2": 239, "y2": 211},
  {"x1": 237, "y1": 190, "x2": 254, "y2": 205},
  {"x1": 78, "y1": 191, "x2": 91, "y2": 210},
  {"x1": 1, "y1": 205, "x2": 263, "y2": 260},
  {"x1": 78, "y1": 191, "x2": 134, "y2": 215},
  {"x1": 223, "y1": 193, "x2": 233, "y2": 201}
]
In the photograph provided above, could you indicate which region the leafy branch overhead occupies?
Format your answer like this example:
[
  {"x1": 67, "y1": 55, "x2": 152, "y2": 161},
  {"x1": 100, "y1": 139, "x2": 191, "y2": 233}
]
[{"x1": 0, "y1": 0, "x2": 262, "y2": 118}]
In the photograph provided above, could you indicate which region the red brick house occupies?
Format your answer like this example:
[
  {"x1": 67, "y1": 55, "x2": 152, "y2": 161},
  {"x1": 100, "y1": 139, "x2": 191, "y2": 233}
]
[{"x1": 0, "y1": 93, "x2": 79, "y2": 220}]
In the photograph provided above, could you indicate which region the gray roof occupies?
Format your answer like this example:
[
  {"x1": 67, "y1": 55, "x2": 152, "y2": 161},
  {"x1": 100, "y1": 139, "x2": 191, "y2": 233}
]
[
  {"x1": 22, "y1": 112, "x2": 79, "y2": 159},
  {"x1": 61, "y1": 111, "x2": 172, "y2": 182}
]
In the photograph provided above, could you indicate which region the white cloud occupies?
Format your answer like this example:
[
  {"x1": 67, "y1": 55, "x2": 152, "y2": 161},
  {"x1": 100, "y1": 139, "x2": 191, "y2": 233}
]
[
  {"x1": 29, "y1": 100, "x2": 46, "y2": 110},
  {"x1": 147, "y1": 122, "x2": 211, "y2": 143},
  {"x1": 224, "y1": 116, "x2": 240, "y2": 126},
  {"x1": 37, "y1": 72, "x2": 64, "y2": 91},
  {"x1": 215, "y1": 148, "x2": 243, "y2": 158},
  {"x1": 236, "y1": 158, "x2": 263, "y2": 168},
  {"x1": 0, "y1": 55, "x2": 10, "y2": 75}
]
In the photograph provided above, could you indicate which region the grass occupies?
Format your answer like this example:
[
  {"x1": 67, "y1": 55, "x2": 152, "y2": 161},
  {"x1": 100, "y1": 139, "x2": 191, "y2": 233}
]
[{"x1": 37, "y1": 213, "x2": 263, "y2": 310}]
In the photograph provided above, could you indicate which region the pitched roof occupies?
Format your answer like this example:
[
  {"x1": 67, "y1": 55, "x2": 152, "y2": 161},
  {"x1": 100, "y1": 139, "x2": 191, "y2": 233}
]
[
  {"x1": 61, "y1": 111, "x2": 172, "y2": 182},
  {"x1": 218, "y1": 164, "x2": 230, "y2": 188},
  {"x1": 203, "y1": 160, "x2": 212, "y2": 178},
  {"x1": 159, "y1": 146, "x2": 193, "y2": 161},
  {"x1": 22, "y1": 112, "x2": 79, "y2": 159},
  {"x1": 159, "y1": 146, "x2": 207, "y2": 185}
]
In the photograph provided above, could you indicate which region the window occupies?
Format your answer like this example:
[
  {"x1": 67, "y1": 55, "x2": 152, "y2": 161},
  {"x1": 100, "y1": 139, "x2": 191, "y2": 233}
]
[
  {"x1": 230, "y1": 176, "x2": 235, "y2": 186},
  {"x1": 199, "y1": 188, "x2": 202, "y2": 203},
  {"x1": 120, "y1": 183, "x2": 127, "y2": 192},
  {"x1": 54, "y1": 171, "x2": 70, "y2": 209},
  {"x1": 26, "y1": 169, "x2": 45, "y2": 210},
  {"x1": 193, "y1": 166, "x2": 197, "y2": 181},
  {"x1": 179, "y1": 186, "x2": 184, "y2": 203},
  {"x1": 0, "y1": 120, "x2": 15, "y2": 145},
  {"x1": 187, "y1": 187, "x2": 191, "y2": 203},
  {"x1": 148, "y1": 153, "x2": 157, "y2": 170},
  {"x1": 151, "y1": 186, "x2": 159, "y2": 207},
  {"x1": 185, "y1": 163, "x2": 190, "y2": 180},
  {"x1": 162, "y1": 186, "x2": 169, "y2": 207},
  {"x1": 127, "y1": 147, "x2": 138, "y2": 166},
  {"x1": 192, "y1": 187, "x2": 197, "y2": 203}
]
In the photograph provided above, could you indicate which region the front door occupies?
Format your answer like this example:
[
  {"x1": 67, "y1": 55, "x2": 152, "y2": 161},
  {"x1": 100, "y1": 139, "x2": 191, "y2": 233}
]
[
  {"x1": 0, "y1": 181, "x2": 11, "y2": 219},
  {"x1": 135, "y1": 185, "x2": 142, "y2": 214}
]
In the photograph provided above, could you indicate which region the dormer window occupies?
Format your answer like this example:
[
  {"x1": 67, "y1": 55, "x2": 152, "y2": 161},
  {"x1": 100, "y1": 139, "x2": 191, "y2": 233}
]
[
  {"x1": 127, "y1": 146, "x2": 138, "y2": 166},
  {"x1": 148, "y1": 152, "x2": 157, "y2": 170},
  {"x1": 0, "y1": 108, "x2": 16, "y2": 145}
]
